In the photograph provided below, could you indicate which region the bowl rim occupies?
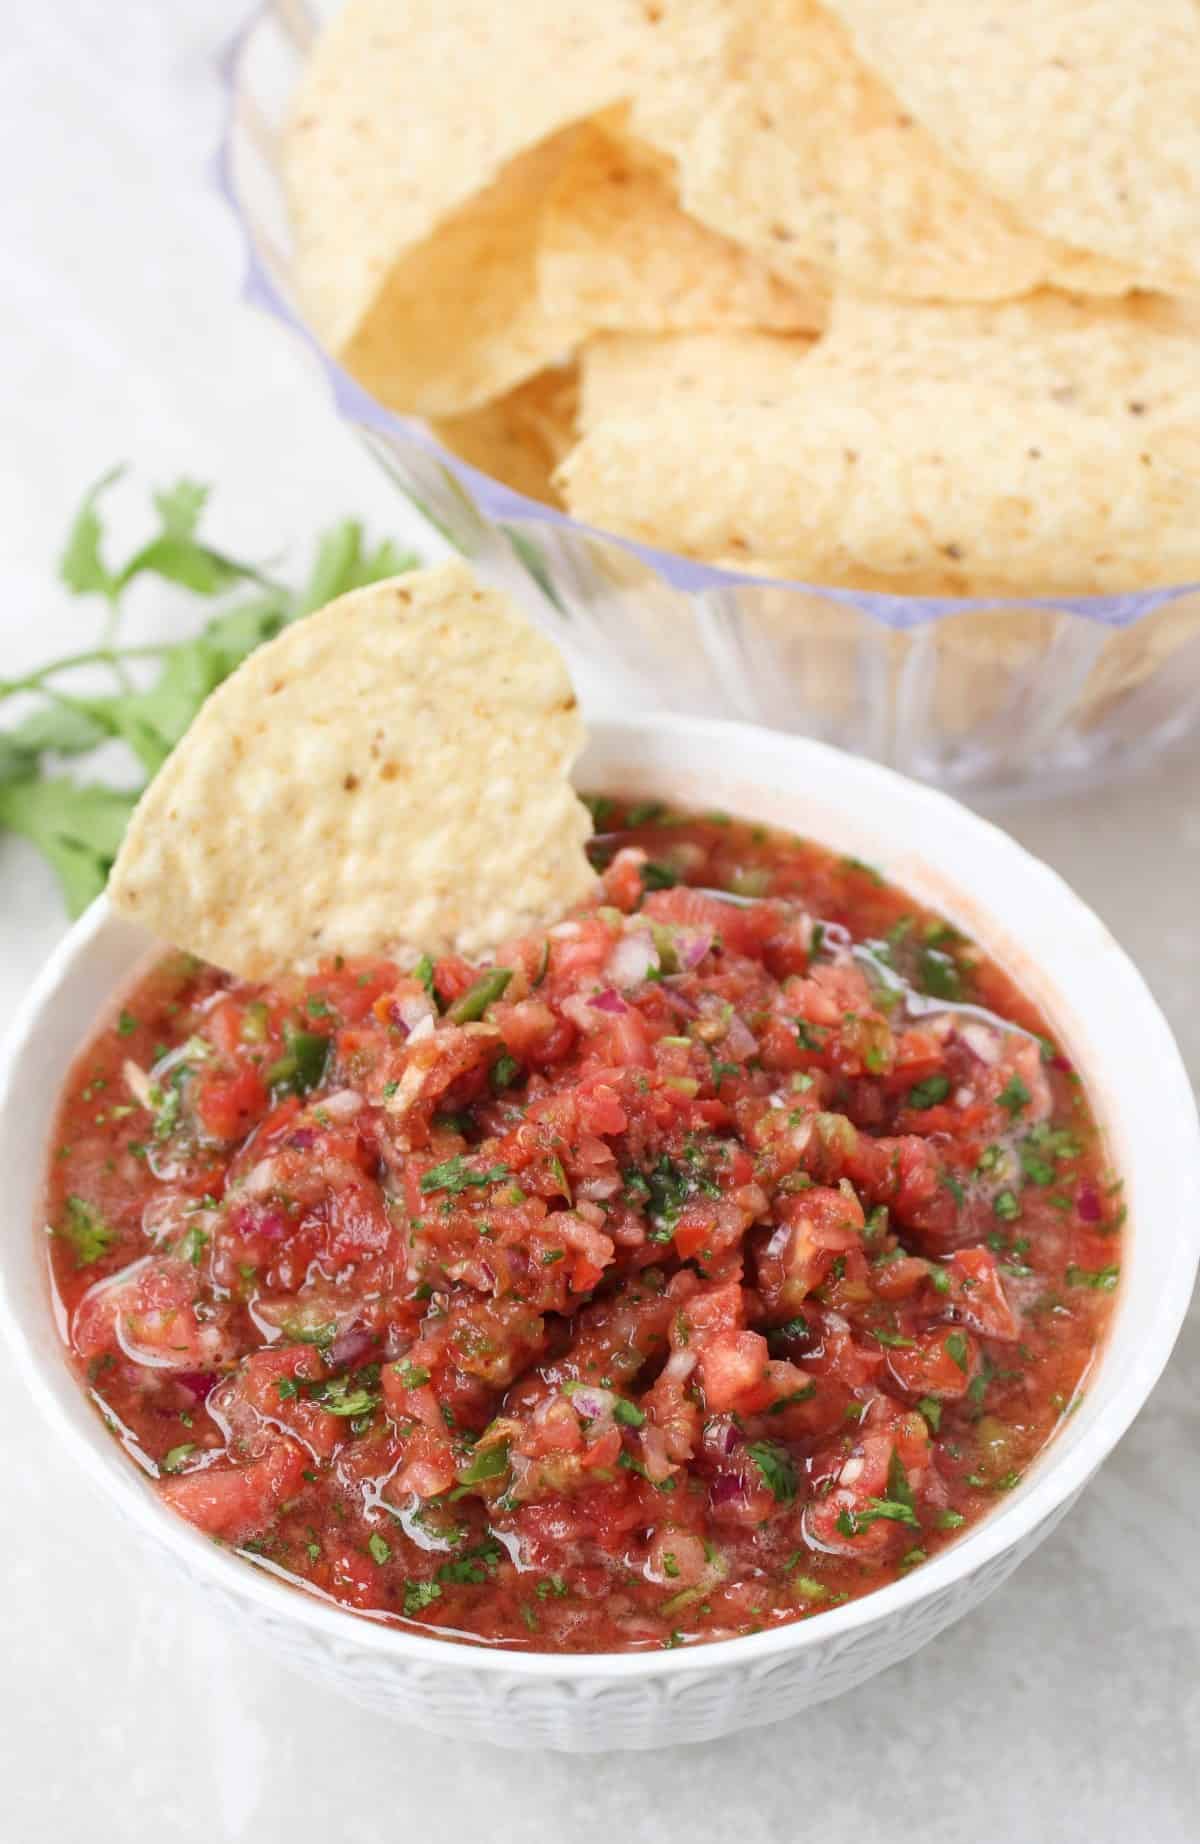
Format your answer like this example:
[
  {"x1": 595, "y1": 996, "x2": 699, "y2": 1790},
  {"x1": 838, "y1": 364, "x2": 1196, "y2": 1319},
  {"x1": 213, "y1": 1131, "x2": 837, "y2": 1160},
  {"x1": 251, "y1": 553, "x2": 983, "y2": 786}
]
[
  {"x1": 214, "y1": 0, "x2": 1200, "y2": 633},
  {"x1": 1, "y1": 710, "x2": 1197, "y2": 1681}
]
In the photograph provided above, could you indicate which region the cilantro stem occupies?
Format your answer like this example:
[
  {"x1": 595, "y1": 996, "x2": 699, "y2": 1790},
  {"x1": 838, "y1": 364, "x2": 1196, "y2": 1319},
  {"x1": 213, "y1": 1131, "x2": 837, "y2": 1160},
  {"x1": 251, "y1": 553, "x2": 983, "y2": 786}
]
[
  {"x1": 99, "y1": 592, "x2": 125, "y2": 667},
  {"x1": 0, "y1": 643, "x2": 173, "y2": 699},
  {"x1": 36, "y1": 682, "x2": 118, "y2": 729}
]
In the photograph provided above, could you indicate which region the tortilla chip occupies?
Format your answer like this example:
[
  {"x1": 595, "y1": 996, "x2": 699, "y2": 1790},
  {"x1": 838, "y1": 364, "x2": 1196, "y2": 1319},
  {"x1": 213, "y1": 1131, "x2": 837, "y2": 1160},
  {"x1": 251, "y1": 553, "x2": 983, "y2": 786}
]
[
  {"x1": 827, "y1": 0, "x2": 1200, "y2": 293},
  {"x1": 285, "y1": 0, "x2": 661, "y2": 360},
  {"x1": 629, "y1": 0, "x2": 1137, "y2": 302},
  {"x1": 806, "y1": 289, "x2": 1200, "y2": 408},
  {"x1": 329, "y1": 129, "x2": 585, "y2": 417},
  {"x1": 108, "y1": 562, "x2": 595, "y2": 977},
  {"x1": 434, "y1": 368, "x2": 579, "y2": 505},
  {"x1": 539, "y1": 117, "x2": 826, "y2": 336},
  {"x1": 558, "y1": 292, "x2": 1200, "y2": 593},
  {"x1": 578, "y1": 330, "x2": 815, "y2": 432}
]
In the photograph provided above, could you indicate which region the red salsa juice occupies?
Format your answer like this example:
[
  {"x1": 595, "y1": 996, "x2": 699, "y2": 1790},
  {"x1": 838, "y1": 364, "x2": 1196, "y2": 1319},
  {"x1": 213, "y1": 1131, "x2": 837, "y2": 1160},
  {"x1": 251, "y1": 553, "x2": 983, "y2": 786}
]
[{"x1": 43, "y1": 802, "x2": 1122, "y2": 1651}]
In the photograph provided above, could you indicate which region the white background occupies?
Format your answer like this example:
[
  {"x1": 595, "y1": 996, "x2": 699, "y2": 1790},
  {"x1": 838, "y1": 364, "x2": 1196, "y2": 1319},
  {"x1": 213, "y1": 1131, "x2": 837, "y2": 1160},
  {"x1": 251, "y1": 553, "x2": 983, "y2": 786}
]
[{"x1": 1, "y1": 5, "x2": 1197, "y2": 1839}]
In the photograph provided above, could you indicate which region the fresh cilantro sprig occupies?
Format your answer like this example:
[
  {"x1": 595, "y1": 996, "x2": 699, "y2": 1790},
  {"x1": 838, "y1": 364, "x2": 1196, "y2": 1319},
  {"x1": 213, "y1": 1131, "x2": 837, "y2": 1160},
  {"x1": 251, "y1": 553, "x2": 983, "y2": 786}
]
[{"x1": 0, "y1": 470, "x2": 418, "y2": 914}]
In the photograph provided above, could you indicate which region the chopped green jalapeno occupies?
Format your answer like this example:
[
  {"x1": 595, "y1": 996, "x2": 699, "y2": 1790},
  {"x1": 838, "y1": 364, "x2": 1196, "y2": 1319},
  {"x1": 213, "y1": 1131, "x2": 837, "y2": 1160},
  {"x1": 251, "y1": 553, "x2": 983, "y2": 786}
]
[{"x1": 447, "y1": 968, "x2": 513, "y2": 1023}]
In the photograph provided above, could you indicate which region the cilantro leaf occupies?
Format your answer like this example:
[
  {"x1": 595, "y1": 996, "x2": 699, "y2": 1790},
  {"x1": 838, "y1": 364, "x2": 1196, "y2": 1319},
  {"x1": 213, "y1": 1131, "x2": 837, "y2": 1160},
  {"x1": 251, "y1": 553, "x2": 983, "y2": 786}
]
[
  {"x1": 5, "y1": 702, "x2": 112, "y2": 759},
  {"x1": 746, "y1": 1440, "x2": 797, "y2": 1504},
  {"x1": 435, "y1": 1537, "x2": 502, "y2": 1587},
  {"x1": 0, "y1": 733, "x2": 34, "y2": 784},
  {"x1": 420, "y1": 1156, "x2": 511, "y2": 1196},
  {"x1": 998, "y1": 1075, "x2": 1032, "y2": 1117},
  {"x1": 835, "y1": 1496, "x2": 920, "y2": 1537},
  {"x1": 115, "y1": 533, "x2": 266, "y2": 599},
  {"x1": 1066, "y1": 1263, "x2": 1120, "y2": 1292},
  {"x1": 945, "y1": 1331, "x2": 970, "y2": 1372},
  {"x1": 152, "y1": 479, "x2": 209, "y2": 540},
  {"x1": 402, "y1": 1579, "x2": 442, "y2": 1617},
  {"x1": 908, "y1": 1074, "x2": 951, "y2": 1111},
  {"x1": 54, "y1": 1194, "x2": 115, "y2": 1267},
  {"x1": 886, "y1": 1449, "x2": 915, "y2": 1512},
  {"x1": 59, "y1": 466, "x2": 124, "y2": 598},
  {"x1": 307, "y1": 1373, "x2": 379, "y2": 1418},
  {"x1": 641, "y1": 861, "x2": 680, "y2": 891},
  {"x1": 297, "y1": 520, "x2": 418, "y2": 615},
  {"x1": 0, "y1": 778, "x2": 138, "y2": 915}
]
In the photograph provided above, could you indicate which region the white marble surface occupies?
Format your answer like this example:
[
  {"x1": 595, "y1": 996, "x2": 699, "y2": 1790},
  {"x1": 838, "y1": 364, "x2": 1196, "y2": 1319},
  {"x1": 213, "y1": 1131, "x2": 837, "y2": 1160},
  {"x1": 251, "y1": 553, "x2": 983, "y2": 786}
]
[{"x1": 0, "y1": 5, "x2": 1197, "y2": 1838}]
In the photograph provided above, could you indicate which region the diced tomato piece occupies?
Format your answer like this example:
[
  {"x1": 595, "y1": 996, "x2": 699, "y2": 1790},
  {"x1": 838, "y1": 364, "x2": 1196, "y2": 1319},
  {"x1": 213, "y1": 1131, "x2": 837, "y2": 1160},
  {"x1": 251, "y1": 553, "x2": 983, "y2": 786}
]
[
  {"x1": 326, "y1": 1177, "x2": 393, "y2": 1261},
  {"x1": 577, "y1": 1081, "x2": 628, "y2": 1137},
  {"x1": 232, "y1": 1345, "x2": 345, "y2": 1460},
  {"x1": 698, "y1": 1329, "x2": 771, "y2": 1412},
  {"x1": 312, "y1": 959, "x2": 398, "y2": 1023},
  {"x1": 195, "y1": 1065, "x2": 269, "y2": 1142},
  {"x1": 390, "y1": 1425, "x2": 457, "y2": 1500},
  {"x1": 945, "y1": 1247, "x2": 1019, "y2": 1341},
  {"x1": 886, "y1": 1327, "x2": 979, "y2": 1399},
  {"x1": 324, "y1": 1541, "x2": 388, "y2": 1611},
  {"x1": 159, "y1": 1437, "x2": 306, "y2": 1543}
]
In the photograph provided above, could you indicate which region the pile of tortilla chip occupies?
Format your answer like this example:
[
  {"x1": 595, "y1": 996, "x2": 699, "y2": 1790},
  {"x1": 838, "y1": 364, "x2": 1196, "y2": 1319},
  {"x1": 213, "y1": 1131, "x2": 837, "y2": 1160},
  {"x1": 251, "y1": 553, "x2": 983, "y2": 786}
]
[{"x1": 286, "y1": 0, "x2": 1200, "y2": 596}]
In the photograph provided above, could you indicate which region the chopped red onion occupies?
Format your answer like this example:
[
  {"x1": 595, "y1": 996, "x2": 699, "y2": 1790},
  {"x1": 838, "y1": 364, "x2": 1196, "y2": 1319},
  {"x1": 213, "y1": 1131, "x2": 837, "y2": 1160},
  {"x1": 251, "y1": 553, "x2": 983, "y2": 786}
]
[
  {"x1": 700, "y1": 1414, "x2": 741, "y2": 1460},
  {"x1": 959, "y1": 1021, "x2": 1001, "y2": 1065},
  {"x1": 330, "y1": 1325, "x2": 375, "y2": 1369},
  {"x1": 676, "y1": 928, "x2": 714, "y2": 971},
  {"x1": 1076, "y1": 1182, "x2": 1103, "y2": 1223},
  {"x1": 560, "y1": 994, "x2": 600, "y2": 1032},
  {"x1": 723, "y1": 1012, "x2": 758, "y2": 1059},
  {"x1": 607, "y1": 932, "x2": 660, "y2": 989},
  {"x1": 568, "y1": 1387, "x2": 612, "y2": 1424},
  {"x1": 229, "y1": 1203, "x2": 288, "y2": 1242},
  {"x1": 320, "y1": 1088, "x2": 364, "y2": 1120},
  {"x1": 590, "y1": 986, "x2": 629, "y2": 1016},
  {"x1": 395, "y1": 994, "x2": 435, "y2": 1034},
  {"x1": 577, "y1": 1173, "x2": 622, "y2": 1202},
  {"x1": 661, "y1": 985, "x2": 699, "y2": 1019}
]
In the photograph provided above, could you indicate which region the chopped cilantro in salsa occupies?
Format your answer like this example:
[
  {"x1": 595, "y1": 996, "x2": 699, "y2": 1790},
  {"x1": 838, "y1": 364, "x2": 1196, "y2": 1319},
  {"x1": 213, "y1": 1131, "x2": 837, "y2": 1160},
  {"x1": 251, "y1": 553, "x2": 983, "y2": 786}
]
[{"x1": 43, "y1": 800, "x2": 1118, "y2": 1654}]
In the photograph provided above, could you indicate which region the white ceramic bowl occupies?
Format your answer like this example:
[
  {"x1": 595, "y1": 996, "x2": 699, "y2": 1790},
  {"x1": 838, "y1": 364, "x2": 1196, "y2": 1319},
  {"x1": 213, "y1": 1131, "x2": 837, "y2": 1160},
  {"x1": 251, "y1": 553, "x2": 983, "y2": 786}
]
[{"x1": 2, "y1": 715, "x2": 1197, "y2": 1752}]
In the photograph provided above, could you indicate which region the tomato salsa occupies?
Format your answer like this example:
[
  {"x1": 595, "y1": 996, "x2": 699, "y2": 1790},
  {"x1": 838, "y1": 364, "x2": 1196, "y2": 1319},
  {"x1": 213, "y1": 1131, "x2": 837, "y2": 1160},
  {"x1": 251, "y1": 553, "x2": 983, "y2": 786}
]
[{"x1": 43, "y1": 803, "x2": 1122, "y2": 1652}]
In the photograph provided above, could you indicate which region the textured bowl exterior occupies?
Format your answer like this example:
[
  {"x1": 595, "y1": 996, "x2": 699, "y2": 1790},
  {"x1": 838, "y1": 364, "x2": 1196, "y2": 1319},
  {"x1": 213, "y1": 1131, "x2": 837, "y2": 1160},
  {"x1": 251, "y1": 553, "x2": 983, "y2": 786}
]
[
  {"x1": 217, "y1": 1, "x2": 1200, "y2": 800},
  {"x1": 2, "y1": 716, "x2": 1197, "y2": 1751},
  {"x1": 117, "y1": 1484, "x2": 1079, "y2": 1750}
]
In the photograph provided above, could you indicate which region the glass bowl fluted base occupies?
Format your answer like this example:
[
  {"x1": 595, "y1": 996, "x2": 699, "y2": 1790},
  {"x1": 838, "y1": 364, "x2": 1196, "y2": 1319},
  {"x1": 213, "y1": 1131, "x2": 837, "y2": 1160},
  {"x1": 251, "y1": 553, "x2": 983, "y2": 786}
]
[
  {"x1": 220, "y1": 0, "x2": 1200, "y2": 801},
  {"x1": 357, "y1": 427, "x2": 1200, "y2": 800}
]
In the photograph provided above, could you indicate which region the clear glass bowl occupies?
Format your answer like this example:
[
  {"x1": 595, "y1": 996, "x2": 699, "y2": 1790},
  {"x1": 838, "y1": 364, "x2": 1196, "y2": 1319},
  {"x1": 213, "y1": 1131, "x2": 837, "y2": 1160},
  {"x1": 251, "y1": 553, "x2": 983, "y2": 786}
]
[{"x1": 219, "y1": 1, "x2": 1200, "y2": 799}]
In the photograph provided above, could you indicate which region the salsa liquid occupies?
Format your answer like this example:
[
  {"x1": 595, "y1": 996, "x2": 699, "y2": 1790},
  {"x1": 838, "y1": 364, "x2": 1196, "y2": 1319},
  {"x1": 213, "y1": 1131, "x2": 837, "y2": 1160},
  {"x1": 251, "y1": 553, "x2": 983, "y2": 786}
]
[{"x1": 44, "y1": 804, "x2": 1121, "y2": 1651}]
